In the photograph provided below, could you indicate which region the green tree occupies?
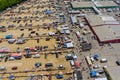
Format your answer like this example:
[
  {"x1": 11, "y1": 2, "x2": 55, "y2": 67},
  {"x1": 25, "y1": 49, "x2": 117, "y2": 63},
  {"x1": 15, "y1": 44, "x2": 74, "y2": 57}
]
[{"x1": 0, "y1": 0, "x2": 27, "y2": 11}]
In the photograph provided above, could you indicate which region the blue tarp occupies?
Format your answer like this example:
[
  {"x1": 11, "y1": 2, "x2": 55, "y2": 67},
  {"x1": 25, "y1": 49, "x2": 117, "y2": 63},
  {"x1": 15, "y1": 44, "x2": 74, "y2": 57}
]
[
  {"x1": 94, "y1": 54, "x2": 99, "y2": 60},
  {"x1": 9, "y1": 75, "x2": 15, "y2": 80},
  {"x1": 45, "y1": 10, "x2": 53, "y2": 15},
  {"x1": 90, "y1": 70, "x2": 97, "y2": 77},
  {"x1": 6, "y1": 34, "x2": 12, "y2": 39}
]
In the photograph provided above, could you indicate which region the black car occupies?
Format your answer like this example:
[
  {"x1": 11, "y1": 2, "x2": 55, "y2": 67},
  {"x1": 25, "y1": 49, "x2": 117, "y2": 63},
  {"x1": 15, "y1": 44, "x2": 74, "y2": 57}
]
[
  {"x1": 65, "y1": 54, "x2": 73, "y2": 61},
  {"x1": 116, "y1": 61, "x2": 120, "y2": 65},
  {"x1": 45, "y1": 63, "x2": 53, "y2": 68},
  {"x1": 73, "y1": 70, "x2": 82, "y2": 80}
]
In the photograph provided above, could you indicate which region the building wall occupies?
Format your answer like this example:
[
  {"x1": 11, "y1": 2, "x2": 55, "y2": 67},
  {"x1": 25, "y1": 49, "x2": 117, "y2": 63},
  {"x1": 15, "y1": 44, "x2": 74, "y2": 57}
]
[
  {"x1": 96, "y1": 6, "x2": 118, "y2": 9},
  {"x1": 70, "y1": 3, "x2": 92, "y2": 10},
  {"x1": 104, "y1": 68, "x2": 113, "y2": 80}
]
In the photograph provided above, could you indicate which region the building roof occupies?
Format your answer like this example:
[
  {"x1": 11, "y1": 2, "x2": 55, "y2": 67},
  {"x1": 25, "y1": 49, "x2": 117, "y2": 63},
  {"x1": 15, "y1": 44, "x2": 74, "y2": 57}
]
[
  {"x1": 105, "y1": 66, "x2": 120, "y2": 80},
  {"x1": 85, "y1": 15, "x2": 119, "y2": 26},
  {"x1": 71, "y1": 1, "x2": 118, "y2": 10},
  {"x1": 85, "y1": 15, "x2": 105, "y2": 26},
  {"x1": 71, "y1": 1, "x2": 94, "y2": 9},
  {"x1": 93, "y1": 25, "x2": 118, "y2": 41},
  {"x1": 93, "y1": 1, "x2": 118, "y2": 8},
  {"x1": 85, "y1": 15, "x2": 120, "y2": 43}
]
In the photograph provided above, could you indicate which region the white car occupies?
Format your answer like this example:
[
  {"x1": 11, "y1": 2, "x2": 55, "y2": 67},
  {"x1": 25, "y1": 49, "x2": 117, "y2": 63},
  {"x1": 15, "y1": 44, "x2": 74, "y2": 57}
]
[
  {"x1": 48, "y1": 32, "x2": 55, "y2": 36},
  {"x1": 72, "y1": 54, "x2": 77, "y2": 59},
  {"x1": 93, "y1": 64, "x2": 100, "y2": 69},
  {"x1": 100, "y1": 58, "x2": 107, "y2": 63},
  {"x1": 33, "y1": 54, "x2": 40, "y2": 58},
  {"x1": 90, "y1": 57, "x2": 94, "y2": 63}
]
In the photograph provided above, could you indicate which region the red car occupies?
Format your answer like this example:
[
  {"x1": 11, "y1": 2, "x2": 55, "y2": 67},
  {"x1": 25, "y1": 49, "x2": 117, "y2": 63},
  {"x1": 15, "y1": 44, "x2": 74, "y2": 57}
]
[{"x1": 12, "y1": 66, "x2": 17, "y2": 70}]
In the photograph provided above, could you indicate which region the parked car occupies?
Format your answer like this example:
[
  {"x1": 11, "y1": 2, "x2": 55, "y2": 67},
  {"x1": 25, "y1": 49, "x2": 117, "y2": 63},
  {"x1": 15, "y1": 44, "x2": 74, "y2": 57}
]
[
  {"x1": 100, "y1": 58, "x2": 107, "y2": 63},
  {"x1": 65, "y1": 54, "x2": 73, "y2": 60},
  {"x1": 90, "y1": 57, "x2": 94, "y2": 63},
  {"x1": 16, "y1": 38, "x2": 25, "y2": 44},
  {"x1": 45, "y1": 63, "x2": 53, "y2": 68},
  {"x1": 8, "y1": 39, "x2": 16, "y2": 44},
  {"x1": 33, "y1": 54, "x2": 40, "y2": 58},
  {"x1": 48, "y1": 32, "x2": 55, "y2": 36},
  {"x1": 116, "y1": 60, "x2": 120, "y2": 65},
  {"x1": 96, "y1": 69, "x2": 104, "y2": 74},
  {"x1": 24, "y1": 47, "x2": 30, "y2": 51},
  {"x1": 73, "y1": 70, "x2": 82, "y2": 80},
  {"x1": 93, "y1": 64, "x2": 100, "y2": 69},
  {"x1": 12, "y1": 66, "x2": 17, "y2": 70},
  {"x1": 9, "y1": 57, "x2": 15, "y2": 61},
  {"x1": 72, "y1": 54, "x2": 77, "y2": 59},
  {"x1": 56, "y1": 74, "x2": 63, "y2": 79},
  {"x1": 35, "y1": 62, "x2": 42, "y2": 67}
]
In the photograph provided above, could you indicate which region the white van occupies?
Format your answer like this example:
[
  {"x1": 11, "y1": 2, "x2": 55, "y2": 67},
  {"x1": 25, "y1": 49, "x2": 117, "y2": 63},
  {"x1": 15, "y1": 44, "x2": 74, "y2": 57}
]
[
  {"x1": 70, "y1": 60, "x2": 75, "y2": 68},
  {"x1": 100, "y1": 58, "x2": 107, "y2": 63}
]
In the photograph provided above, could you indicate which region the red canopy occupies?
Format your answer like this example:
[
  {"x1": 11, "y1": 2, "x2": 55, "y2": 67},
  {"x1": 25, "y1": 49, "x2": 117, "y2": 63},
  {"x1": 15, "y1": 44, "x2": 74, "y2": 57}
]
[
  {"x1": 30, "y1": 47, "x2": 35, "y2": 51},
  {"x1": 75, "y1": 61, "x2": 80, "y2": 67}
]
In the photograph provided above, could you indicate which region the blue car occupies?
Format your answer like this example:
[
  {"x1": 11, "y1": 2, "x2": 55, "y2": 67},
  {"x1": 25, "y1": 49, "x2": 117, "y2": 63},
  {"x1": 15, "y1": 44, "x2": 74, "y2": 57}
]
[{"x1": 56, "y1": 74, "x2": 63, "y2": 79}]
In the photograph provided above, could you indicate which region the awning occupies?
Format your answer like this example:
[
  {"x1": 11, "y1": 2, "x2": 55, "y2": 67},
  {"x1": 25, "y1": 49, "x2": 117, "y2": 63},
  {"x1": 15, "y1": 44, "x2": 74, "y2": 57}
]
[{"x1": 11, "y1": 53, "x2": 22, "y2": 57}]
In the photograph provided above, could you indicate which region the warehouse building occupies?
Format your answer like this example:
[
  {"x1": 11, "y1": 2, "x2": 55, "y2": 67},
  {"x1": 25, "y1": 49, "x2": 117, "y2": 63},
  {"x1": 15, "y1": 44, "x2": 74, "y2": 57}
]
[
  {"x1": 93, "y1": 0, "x2": 118, "y2": 8},
  {"x1": 70, "y1": 1, "x2": 94, "y2": 9},
  {"x1": 104, "y1": 66, "x2": 120, "y2": 80},
  {"x1": 70, "y1": 1, "x2": 118, "y2": 10},
  {"x1": 85, "y1": 15, "x2": 120, "y2": 43}
]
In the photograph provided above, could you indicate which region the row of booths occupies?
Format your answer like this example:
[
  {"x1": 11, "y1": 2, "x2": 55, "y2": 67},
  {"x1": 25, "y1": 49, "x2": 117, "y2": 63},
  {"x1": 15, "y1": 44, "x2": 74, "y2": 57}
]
[{"x1": 57, "y1": 25, "x2": 71, "y2": 35}]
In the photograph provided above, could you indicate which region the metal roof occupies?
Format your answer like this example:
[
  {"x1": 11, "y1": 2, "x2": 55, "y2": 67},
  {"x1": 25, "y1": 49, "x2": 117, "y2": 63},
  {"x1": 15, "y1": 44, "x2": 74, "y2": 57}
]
[{"x1": 105, "y1": 66, "x2": 120, "y2": 80}]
